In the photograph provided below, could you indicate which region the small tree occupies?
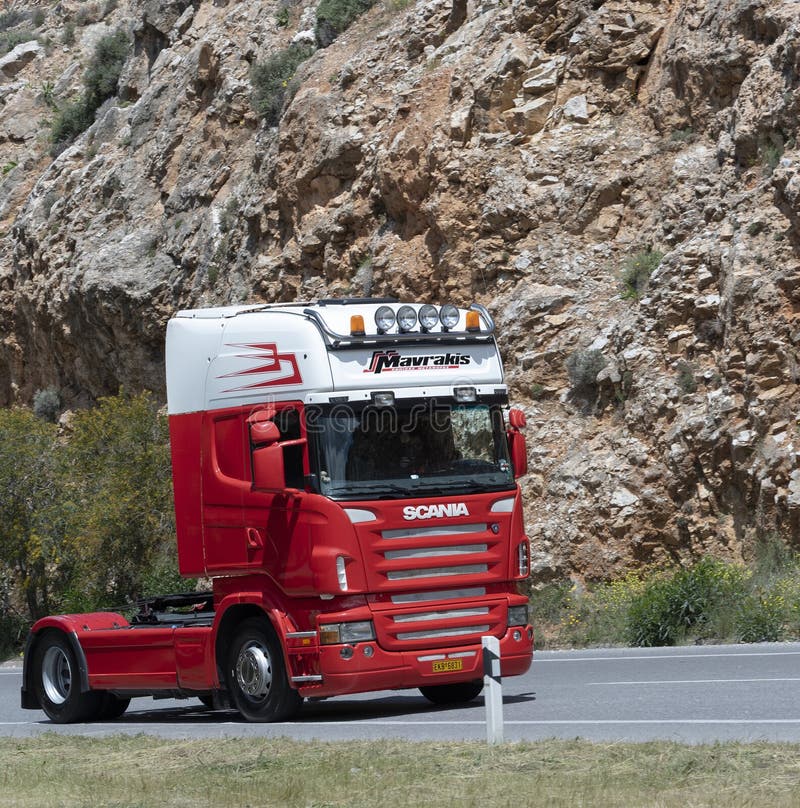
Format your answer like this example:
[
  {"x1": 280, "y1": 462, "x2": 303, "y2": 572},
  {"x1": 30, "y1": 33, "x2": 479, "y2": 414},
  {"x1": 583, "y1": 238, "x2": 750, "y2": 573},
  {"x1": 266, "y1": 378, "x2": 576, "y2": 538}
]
[
  {"x1": 61, "y1": 391, "x2": 177, "y2": 608},
  {"x1": 0, "y1": 409, "x2": 61, "y2": 621}
]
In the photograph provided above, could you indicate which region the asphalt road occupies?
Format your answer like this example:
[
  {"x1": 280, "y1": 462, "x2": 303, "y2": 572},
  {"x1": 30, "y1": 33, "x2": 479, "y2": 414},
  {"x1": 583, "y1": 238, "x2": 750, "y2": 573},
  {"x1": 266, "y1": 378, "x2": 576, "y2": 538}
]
[{"x1": 3, "y1": 642, "x2": 800, "y2": 743}]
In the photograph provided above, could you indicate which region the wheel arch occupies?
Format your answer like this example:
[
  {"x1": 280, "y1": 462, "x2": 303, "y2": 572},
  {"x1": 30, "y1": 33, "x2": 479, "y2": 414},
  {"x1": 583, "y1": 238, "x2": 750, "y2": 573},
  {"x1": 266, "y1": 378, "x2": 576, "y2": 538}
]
[
  {"x1": 21, "y1": 622, "x2": 91, "y2": 710},
  {"x1": 213, "y1": 600, "x2": 296, "y2": 691}
]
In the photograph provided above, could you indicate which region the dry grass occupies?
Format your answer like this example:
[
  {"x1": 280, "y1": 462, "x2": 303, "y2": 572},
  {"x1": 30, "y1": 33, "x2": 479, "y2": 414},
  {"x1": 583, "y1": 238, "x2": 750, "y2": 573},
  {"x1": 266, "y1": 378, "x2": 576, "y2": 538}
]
[{"x1": 3, "y1": 735, "x2": 800, "y2": 807}]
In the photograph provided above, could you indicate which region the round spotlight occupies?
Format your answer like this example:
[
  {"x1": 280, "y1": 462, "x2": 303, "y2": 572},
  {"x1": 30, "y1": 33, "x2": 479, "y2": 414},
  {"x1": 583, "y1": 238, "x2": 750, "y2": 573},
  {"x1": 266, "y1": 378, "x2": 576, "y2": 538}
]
[
  {"x1": 374, "y1": 305, "x2": 396, "y2": 333},
  {"x1": 418, "y1": 304, "x2": 438, "y2": 331},
  {"x1": 439, "y1": 303, "x2": 460, "y2": 330},
  {"x1": 396, "y1": 305, "x2": 417, "y2": 332}
]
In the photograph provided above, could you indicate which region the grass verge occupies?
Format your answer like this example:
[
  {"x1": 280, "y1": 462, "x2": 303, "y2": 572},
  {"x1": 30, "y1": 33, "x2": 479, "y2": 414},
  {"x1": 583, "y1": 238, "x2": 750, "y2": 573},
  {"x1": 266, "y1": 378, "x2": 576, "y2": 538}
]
[{"x1": 3, "y1": 735, "x2": 800, "y2": 807}]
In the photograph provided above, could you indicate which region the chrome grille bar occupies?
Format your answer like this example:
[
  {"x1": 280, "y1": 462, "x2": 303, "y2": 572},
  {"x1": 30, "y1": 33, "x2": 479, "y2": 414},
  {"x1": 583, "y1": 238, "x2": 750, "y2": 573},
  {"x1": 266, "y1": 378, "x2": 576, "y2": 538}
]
[{"x1": 384, "y1": 544, "x2": 488, "y2": 561}]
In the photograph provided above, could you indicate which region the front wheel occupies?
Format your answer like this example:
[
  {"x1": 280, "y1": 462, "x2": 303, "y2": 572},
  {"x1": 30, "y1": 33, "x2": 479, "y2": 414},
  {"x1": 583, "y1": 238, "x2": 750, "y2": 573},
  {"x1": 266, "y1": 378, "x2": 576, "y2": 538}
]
[
  {"x1": 419, "y1": 680, "x2": 483, "y2": 705},
  {"x1": 226, "y1": 617, "x2": 302, "y2": 722},
  {"x1": 33, "y1": 631, "x2": 103, "y2": 723}
]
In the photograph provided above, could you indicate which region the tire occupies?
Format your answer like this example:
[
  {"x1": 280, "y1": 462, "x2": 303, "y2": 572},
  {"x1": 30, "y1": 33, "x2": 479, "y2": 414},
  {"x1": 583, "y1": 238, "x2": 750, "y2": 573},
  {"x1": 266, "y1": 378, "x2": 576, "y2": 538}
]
[
  {"x1": 33, "y1": 631, "x2": 103, "y2": 723},
  {"x1": 419, "y1": 680, "x2": 483, "y2": 705},
  {"x1": 98, "y1": 693, "x2": 131, "y2": 720},
  {"x1": 226, "y1": 617, "x2": 302, "y2": 722}
]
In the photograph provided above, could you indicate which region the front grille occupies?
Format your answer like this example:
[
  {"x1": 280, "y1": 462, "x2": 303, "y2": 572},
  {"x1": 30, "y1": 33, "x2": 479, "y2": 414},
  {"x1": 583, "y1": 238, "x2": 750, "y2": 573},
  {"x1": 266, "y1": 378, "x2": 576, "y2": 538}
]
[{"x1": 374, "y1": 596, "x2": 506, "y2": 651}]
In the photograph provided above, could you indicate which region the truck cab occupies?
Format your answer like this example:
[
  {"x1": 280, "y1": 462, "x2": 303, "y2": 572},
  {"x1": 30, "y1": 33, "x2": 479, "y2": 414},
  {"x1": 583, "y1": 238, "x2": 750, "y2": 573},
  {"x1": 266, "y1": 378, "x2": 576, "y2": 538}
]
[{"x1": 22, "y1": 299, "x2": 533, "y2": 723}]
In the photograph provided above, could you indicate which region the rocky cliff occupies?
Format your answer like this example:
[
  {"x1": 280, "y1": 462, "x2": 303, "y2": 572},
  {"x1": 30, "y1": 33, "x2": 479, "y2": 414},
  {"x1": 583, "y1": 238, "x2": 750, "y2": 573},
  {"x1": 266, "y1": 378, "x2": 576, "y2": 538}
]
[{"x1": 1, "y1": 0, "x2": 799, "y2": 580}]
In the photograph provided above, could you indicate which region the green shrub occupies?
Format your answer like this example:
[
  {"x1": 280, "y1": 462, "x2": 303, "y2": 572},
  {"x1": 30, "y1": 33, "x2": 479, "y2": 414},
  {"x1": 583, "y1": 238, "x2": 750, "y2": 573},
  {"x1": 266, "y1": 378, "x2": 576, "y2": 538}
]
[
  {"x1": 51, "y1": 96, "x2": 96, "y2": 151},
  {"x1": 84, "y1": 29, "x2": 130, "y2": 107},
  {"x1": 675, "y1": 360, "x2": 697, "y2": 394},
  {"x1": 315, "y1": 0, "x2": 375, "y2": 47},
  {"x1": 620, "y1": 248, "x2": 663, "y2": 299},
  {"x1": 566, "y1": 349, "x2": 607, "y2": 398},
  {"x1": 625, "y1": 558, "x2": 747, "y2": 647},
  {"x1": 251, "y1": 43, "x2": 315, "y2": 125},
  {"x1": 51, "y1": 29, "x2": 130, "y2": 149},
  {"x1": 735, "y1": 591, "x2": 785, "y2": 643},
  {"x1": 62, "y1": 22, "x2": 76, "y2": 45},
  {"x1": 0, "y1": 29, "x2": 35, "y2": 55},
  {"x1": 32, "y1": 9, "x2": 46, "y2": 28},
  {"x1": 670, "y1": 127, "x2": 695, "y2": 143},
  {"x1": 0, "y1": 9, "x2": 24, "y2": 31},
  {"x1": 32, "y1": 387, "x2": 62, "y2": 423},
  {"x1": 759, "y1": 132, "x2": 784, "y2": 174}
]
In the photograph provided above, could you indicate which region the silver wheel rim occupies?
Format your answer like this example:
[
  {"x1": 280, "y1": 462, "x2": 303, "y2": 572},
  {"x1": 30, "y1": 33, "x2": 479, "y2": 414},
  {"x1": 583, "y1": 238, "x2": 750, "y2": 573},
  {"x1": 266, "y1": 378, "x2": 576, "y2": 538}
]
[
  {"x1": 236, "y1": 640, "x2": 272, "y2": 699},
  {"x1": 42, "y1": 646, "x2": 71, "y2": 705}
]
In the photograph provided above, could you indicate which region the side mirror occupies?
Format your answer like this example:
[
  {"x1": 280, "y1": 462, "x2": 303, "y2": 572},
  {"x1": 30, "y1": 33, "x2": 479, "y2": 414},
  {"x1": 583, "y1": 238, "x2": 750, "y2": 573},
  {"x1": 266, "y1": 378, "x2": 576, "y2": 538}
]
[
  {"x1": 251, "y1": 443, "x2": 287, "y2": 492},
  {"x1": 506, "y1": 408, "x2": 528, "y2": 478},
  {"x1": 248, "y1": 409, "x2": 284, "y2": 491},
  {"x1": 508, "y1": 408, "x2": 527, "y2": 429}
]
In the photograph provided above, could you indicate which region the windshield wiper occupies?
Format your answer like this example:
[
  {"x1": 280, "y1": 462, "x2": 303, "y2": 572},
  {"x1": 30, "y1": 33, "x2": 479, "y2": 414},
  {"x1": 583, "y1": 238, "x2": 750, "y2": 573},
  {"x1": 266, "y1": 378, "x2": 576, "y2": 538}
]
[{"x1": 332, "y1": 482, "x2": 413, "y2": 496}]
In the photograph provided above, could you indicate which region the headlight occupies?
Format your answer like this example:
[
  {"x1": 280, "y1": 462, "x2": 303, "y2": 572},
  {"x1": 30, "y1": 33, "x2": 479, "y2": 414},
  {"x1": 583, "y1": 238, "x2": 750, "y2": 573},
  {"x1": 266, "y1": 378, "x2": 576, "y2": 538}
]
[
  {"x1": 319, "y1": 620, "x2": 376, "y2": 645},
  {"x1": 374, "y1": 305, "x2": 395, "y2": 333},
  {"x1": 439, "y1": 303, "x2": 460, "y2": 330},
  {"x1": 418, "y1": 304, "x2": 439, "y2": 331},
  {"x1": 396, "y1": 305, "x2": 417, "y2": 332},
  {"x1": 508, "y1": 605, "x2": 529, "y2": 627}
]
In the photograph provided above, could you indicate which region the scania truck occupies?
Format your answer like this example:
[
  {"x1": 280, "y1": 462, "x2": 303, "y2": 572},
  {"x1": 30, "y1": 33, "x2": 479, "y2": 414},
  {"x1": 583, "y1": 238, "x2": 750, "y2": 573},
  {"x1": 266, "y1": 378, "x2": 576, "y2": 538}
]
[{"x1": 21, "y1": 299, "x2": 533, "y2": 722}]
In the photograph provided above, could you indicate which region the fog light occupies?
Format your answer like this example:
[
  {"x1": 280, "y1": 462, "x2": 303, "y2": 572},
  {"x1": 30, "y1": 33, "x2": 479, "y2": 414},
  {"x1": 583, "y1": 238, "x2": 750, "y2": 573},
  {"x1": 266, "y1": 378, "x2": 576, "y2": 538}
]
[
  {"x1": 363, "y1": 645, "x2": 374, "y2": 657},
  {"x1": 513, "y1": 629, "x2": 522, "y2": 641},
  {"x1": 454, "y1": 386, "x2": 477, "y2": 403},
  {"x1": 340, "y1": 645, "x2": 354, "y2": 659},
  {"x1": 372, "y1": 391, "x2": 395, "y2": 407},
  {"x1": 508, "y1": 605, "x2": 529, "y2": 626}
]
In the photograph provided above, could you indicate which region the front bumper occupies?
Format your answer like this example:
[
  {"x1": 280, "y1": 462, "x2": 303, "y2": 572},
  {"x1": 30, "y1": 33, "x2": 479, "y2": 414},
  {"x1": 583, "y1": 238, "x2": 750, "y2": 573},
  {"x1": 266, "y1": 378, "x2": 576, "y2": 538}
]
[{"x1": 295, "y1": 623, "x2": 533, "y2": 698}]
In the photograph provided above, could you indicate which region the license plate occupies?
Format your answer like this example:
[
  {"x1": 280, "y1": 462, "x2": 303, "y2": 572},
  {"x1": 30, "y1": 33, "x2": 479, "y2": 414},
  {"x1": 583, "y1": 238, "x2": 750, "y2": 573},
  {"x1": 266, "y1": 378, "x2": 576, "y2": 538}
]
[{"x1": 432, "y1": 659, "x2": 463, "y2": 673}]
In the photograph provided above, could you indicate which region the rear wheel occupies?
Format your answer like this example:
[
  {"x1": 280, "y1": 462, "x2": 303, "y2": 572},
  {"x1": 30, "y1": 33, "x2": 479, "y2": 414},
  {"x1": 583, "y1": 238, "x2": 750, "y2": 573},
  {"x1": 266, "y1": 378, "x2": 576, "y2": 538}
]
[
  {"x1": 226, "y1": 617, "x2": 302, "y2": 722},
  {"x1": 33, "y1": 631, "x2": 103, "y2": 723},
  {"x1": 419, "y1": 680, "x2": 483, "y2": 705}
]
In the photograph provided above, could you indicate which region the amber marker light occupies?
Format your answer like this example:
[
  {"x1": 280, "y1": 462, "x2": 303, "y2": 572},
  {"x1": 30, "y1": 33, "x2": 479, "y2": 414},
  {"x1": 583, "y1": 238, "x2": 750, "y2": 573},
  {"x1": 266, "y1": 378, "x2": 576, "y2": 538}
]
[
  {"x1": 350, "y1": 314, "x2": 366, "y2": 336},
  {"x1": 466, "y1": 310, "x2": 481, "y2": 331}
]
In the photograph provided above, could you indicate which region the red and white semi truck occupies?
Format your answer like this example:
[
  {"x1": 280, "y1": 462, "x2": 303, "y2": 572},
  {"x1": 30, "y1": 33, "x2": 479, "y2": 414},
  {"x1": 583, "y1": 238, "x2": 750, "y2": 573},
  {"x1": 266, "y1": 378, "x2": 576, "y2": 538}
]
[{"x1": 21, "y1": 299, "x2": 533, "y2": 722}]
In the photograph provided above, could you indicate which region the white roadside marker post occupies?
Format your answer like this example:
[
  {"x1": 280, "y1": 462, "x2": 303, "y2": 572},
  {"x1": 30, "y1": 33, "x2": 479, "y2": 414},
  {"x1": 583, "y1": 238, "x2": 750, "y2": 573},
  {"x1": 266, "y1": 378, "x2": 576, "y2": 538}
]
[{"x1": 482, "y1": 635, "x2": 503, "y2": 744}]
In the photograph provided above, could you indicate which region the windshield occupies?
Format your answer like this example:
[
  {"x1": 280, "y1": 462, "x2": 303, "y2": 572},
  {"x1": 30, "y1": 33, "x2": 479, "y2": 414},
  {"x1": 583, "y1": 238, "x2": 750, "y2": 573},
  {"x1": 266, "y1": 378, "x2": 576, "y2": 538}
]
[{"x1": 309, "y1": 402, "x2": 514, "y2": 500}]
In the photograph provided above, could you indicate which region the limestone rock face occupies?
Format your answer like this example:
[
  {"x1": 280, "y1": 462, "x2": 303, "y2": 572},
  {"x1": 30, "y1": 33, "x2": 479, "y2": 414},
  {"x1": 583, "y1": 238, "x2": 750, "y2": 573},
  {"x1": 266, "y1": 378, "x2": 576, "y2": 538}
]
[{"x1": 1, "y1": 0, "x2": 800, "y2": 578}]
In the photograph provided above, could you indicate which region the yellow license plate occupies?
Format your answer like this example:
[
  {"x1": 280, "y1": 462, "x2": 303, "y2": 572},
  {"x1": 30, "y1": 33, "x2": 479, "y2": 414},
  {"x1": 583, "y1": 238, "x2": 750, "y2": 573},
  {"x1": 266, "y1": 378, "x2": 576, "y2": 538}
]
[{"x1": 432, "y1": 659, "x2": 463, "y2": 673}]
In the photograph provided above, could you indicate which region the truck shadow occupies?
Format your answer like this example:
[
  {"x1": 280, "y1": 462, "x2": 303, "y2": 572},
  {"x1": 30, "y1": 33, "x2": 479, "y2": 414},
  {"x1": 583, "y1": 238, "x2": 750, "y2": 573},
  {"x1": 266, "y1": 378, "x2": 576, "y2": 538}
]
[{"x1": 80, "y1": 692, "x2": 536, "y2": 725}]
